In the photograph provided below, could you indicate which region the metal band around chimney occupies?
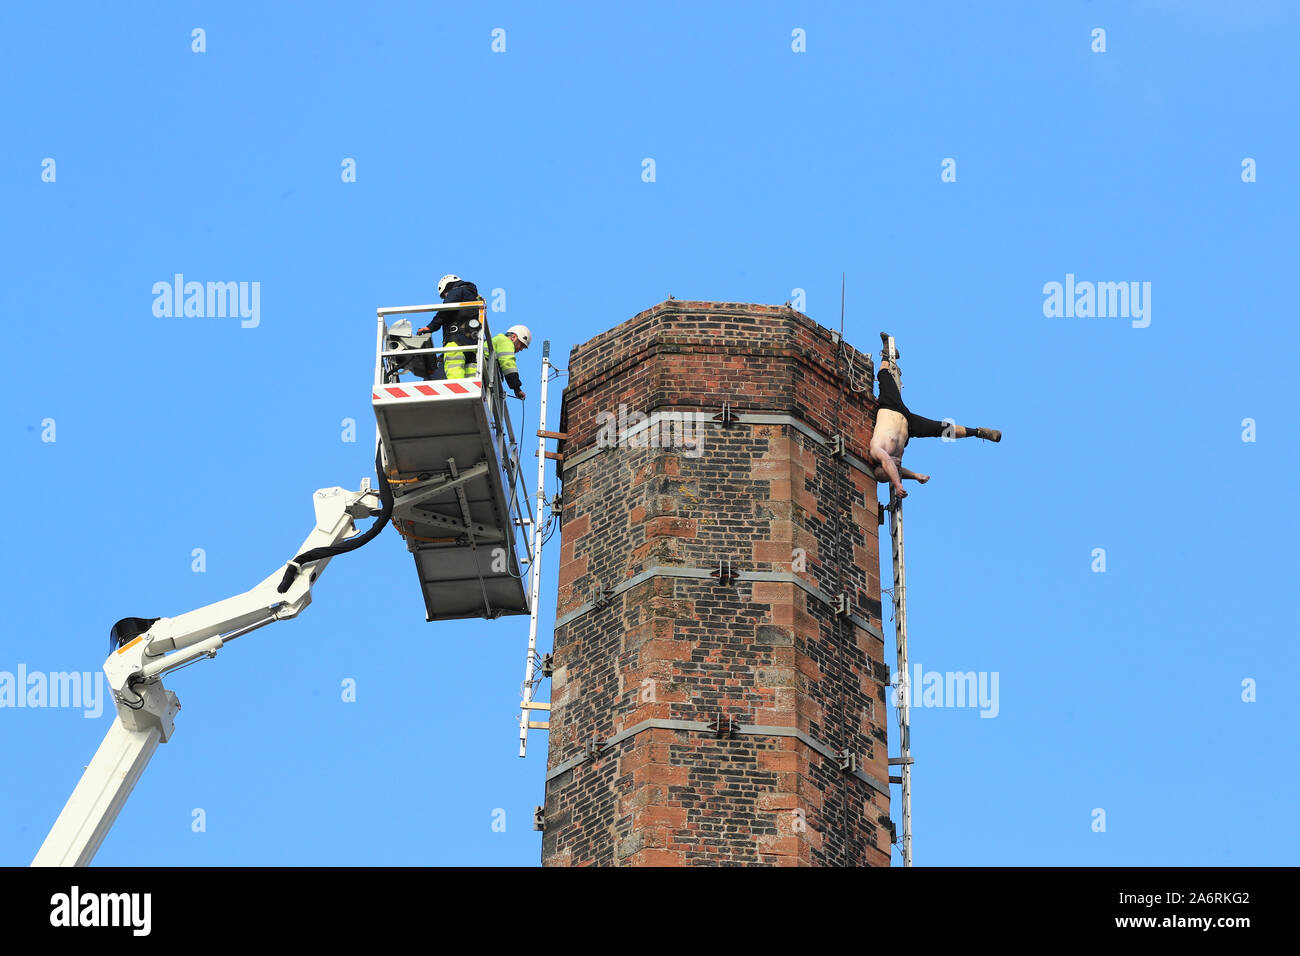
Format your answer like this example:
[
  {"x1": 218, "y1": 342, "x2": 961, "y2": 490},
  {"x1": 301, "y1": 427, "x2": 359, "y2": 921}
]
[
  {"x1": 544, "y1": 716, "x2": 889, "y2": 797},
  {"x1": 553, "y1": 564, "x2": 882, "y2": 639},
  {"x1": 559, "y1": 409, "x2": 879, "y2": 480}
]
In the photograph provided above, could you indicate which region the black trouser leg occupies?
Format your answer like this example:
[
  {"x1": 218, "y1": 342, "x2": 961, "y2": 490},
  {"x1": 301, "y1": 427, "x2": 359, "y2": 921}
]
[
  {"x1": 876, "y1": 366, "x2": 907, "y2": 414},
  {"x1": 879, "y1": 366, "x2": 948, "y2": 439},
  {"x1": 904, "y1": 412, "x2": 949, "y2": 440}
]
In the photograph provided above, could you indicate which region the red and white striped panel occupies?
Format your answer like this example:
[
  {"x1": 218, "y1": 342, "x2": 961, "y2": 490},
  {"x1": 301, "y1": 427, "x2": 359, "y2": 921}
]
[{"x1": 372, "y1": 380, "x2": 482, "y2": 402}]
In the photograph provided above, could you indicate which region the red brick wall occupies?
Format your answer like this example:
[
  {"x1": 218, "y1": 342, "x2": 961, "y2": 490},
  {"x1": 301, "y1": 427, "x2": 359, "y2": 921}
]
[{"x1": 541, "y1": 301, "x2": 891, "y2": 866}]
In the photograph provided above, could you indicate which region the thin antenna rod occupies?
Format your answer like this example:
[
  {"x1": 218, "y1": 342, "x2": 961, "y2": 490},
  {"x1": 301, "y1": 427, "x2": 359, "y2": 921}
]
[{"x1": 840, "y1": 272, "x2": 846, "y2": 339}]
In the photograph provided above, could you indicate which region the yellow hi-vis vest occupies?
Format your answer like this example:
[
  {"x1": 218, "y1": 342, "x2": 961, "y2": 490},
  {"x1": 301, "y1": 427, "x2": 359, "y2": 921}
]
[{"x1": 492, "y1": 332, "x2": 519, "y2": 380}]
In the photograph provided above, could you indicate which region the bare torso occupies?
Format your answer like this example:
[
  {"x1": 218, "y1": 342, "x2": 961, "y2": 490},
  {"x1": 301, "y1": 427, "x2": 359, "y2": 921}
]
[{"x1": 869, "y1": 409, "x2": 909, "y2": 479}]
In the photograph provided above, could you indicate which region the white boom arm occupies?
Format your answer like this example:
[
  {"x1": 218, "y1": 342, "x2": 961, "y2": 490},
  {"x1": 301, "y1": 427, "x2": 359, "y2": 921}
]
[{"x1": 32, "y1": 481, "x2": 382, "y2": 867}]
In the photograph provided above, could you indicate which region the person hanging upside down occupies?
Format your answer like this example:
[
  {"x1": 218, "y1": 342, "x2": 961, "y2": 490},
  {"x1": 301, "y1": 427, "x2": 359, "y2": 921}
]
[{"x1": 867, "y1": 335, "x2": 1002, "y2": 501}]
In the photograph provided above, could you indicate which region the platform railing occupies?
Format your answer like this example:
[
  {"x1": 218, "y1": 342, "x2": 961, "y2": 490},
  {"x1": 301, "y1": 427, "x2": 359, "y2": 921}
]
[{"x1": 375, "y1": 301, "x2": 491, "y2": 388}]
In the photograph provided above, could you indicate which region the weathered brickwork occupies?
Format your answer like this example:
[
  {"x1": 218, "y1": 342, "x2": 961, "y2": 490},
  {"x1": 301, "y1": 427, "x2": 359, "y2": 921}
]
[{"x1": 542, "y1": 301, "x2": 891, "y2": 867}]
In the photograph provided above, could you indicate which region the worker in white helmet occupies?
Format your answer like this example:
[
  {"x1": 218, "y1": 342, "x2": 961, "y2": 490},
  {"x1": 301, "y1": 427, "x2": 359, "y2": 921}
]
[
  {"x1": 419, "y1": 274, "x2": 484, "y2": 380},
  {"x1": 491, "y1": 325, "x2": 532, "y2": 400}
]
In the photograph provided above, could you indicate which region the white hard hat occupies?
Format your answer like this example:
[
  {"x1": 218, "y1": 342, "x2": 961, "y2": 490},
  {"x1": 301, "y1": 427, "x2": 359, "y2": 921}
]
[
  {"x1": 507, "y1": 325, "x2": 532, "y2": 348},
  {"x1": 437, "y1": 274, "x2": 461, "y2": 296}
]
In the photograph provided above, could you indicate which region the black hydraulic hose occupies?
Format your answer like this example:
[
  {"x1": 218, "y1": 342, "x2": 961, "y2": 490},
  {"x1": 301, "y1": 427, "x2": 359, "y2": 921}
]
[{"x1": 276, "y1": 445, "x2": 394, "y2": 594}]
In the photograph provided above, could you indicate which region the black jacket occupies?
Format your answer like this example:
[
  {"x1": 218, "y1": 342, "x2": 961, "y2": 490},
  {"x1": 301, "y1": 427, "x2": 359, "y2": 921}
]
[{"x1": 434, "y1": 280, "x2": 482, "y2": 341}]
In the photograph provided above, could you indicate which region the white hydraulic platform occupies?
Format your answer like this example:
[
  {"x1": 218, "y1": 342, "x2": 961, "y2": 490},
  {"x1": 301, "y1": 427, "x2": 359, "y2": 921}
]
[{"x1": 373, "y1": 302, "x2": 532, "y2": 622}]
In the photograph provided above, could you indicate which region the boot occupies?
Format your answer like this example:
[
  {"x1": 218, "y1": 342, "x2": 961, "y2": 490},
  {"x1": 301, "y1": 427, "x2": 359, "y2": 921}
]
[
  {"x1": 879, "y1": 331, "x2": 900, "y2": 360},
  {"x1": 973, "y1": 427, "x2": 1001, "y2": 442}
]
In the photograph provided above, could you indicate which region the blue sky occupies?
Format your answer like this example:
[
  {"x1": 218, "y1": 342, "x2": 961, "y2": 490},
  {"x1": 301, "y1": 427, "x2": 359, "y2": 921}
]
[{"x1": 2, "y1": 1, "x2": 1296, "y2": 866}]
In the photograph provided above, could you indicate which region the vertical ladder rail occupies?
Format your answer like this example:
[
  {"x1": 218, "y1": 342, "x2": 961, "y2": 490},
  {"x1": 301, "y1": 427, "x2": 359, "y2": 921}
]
[
  {"x1": 879, "y1": 331, "x2": 913, "y2": 867},
  {"x1": 888, "y1": 493, "x2": 913, "y2": 868},
  {"x1": 518, "y1": 341, "x2": 552, "y2": 756}
]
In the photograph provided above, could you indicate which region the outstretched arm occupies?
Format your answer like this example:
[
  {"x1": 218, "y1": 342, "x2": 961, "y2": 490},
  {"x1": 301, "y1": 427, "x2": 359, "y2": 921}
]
[
  {"x1": 873, "y1": 451, "x2": 907, "y2": 499},
  {"x1": 494, "y1": 336, "x2": 525, "y2": 398},
  {"x1": 899, "y1": 465, "x2": 930, "y2": 483}
]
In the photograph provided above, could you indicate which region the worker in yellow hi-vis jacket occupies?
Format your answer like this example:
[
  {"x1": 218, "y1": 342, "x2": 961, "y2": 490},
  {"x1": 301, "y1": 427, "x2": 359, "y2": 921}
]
[{"x1": 490, "y1": 325, "x2": 531, "y2": 399}]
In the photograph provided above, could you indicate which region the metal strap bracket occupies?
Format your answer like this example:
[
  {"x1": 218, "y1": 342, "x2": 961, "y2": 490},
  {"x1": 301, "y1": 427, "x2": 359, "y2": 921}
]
[
  {"x1": 704, "y1": 714, "x2": 738, "y2": 738},
  {"x1": 710, "y1": 557, "x2": 740, "y2": 586},
  {"x1": 555, "y1": 565, "x2": 882, "y2": 640},
  {"x1": 713, "y1": 402, "x2": 740, "y2": 426},
  {"x1": 544, "y1": 717, "x2": 889, "y2": 797}
]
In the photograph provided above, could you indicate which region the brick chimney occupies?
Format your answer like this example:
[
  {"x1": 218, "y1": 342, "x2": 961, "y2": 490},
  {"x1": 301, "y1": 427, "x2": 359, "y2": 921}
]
[{"x1": 541, "y1": 301, "x2": 891, "y2": 866}]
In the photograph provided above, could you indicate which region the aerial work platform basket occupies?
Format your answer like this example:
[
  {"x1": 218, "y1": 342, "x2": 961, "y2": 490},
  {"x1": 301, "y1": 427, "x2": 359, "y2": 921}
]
[{"x1": 372, "y1": 302, "x2": 532, "y2": 622}]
